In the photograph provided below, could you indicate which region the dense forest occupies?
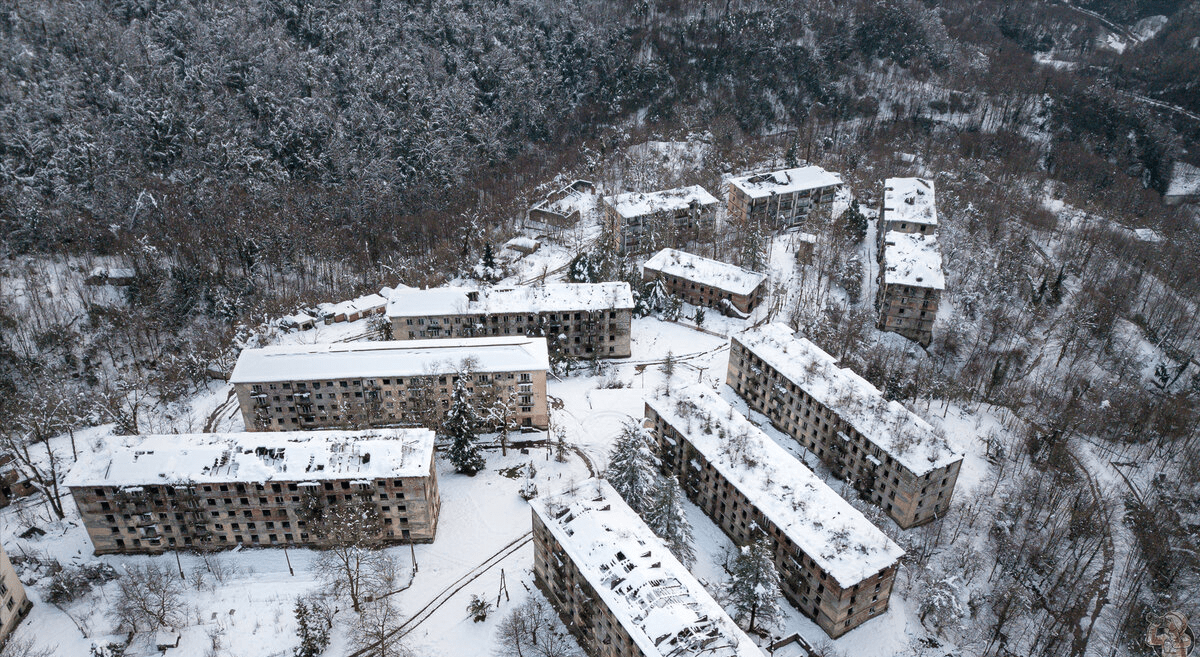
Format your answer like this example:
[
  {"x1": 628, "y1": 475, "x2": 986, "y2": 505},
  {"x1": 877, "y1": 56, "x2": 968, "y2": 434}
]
[{"x1": 1, "y1": 1, "x2": 1199, "y2": 656}]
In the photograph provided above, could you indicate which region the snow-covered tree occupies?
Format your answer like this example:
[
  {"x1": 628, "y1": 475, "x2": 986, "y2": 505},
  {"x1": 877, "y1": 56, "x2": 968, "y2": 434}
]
[
  {"x1": 844, "y1": 200, "x2": 867, "y2": 243},
  {"x1": 645, "y1": 476, "x2": 695, "y2": 567},
  {"x1": 293, "y1": 597, "x2": 330, "y2": 657},
  {"x1": 604, "y1": 421, "x2": 659, "y2": 514},
  {"x1": 919, "y1": 574, "x2": 965, "y2": 633},
  {"x1": 308, "y1": 498, "x2": 391, "y2": 612},
  {"x1": 724, "y1": 533, "x2": 782, "y2": 633},
  {"x1": 661, "y1": 293, "x2": 683, "y2": 322},
  {"x1": 520, "y1": 463, "x2": 539, "y2": 500},
  {"x1": 443, "y1": 378, "x2": 487, "y2": 475}
]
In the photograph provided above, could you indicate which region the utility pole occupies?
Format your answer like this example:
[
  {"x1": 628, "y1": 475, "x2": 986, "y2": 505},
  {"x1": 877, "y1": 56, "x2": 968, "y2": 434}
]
[
  {"x1": 497, "y1": 568, "x2": 510, "y2": 607},
  {"x1": 284, "y1": 544, "x2": 294, "y2": 576},
  {"x1": 410, "y1": 542, "x2": 419, "y2": 574}
]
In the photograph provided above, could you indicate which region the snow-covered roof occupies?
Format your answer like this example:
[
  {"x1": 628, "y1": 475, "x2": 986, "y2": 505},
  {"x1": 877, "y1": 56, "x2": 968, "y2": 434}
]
[
  {"x1": 1166, "y1": 161, "x2": 1200, "y2": 198},
  {"x1": 880, "y1": 231, "x2": 945, "y2": 289},
  {"x1": 643, "y1": 249, "x2": 767, "y2": 296},
  {"x1": 882, "y1": 178, "x2": 938, "y2": 227},
  {"x1": 648, "y1": 385, "x2": 904, "y2": 588},
  {"x1": 229, "y1": 337, "x2": 549, "y2": 384},
  {"x1": 530, "y1": 480, "x2": 764, "y2": 657},
  {"x1": 728, "y1": 166, "x2": 843, "y2": 199},
  {"x1": 505, "y1": 237, "x2": 540, "y2": 251},
  {"x1": 281, "y1": 313, "x2": 315, "y2": 326},
  {"x1": 733, "y1": 324, "x2": 961, "y2": 475},
  {"x1": 64, "y1": 428, "x2": 436, "y2": 488},
  {"x1": 603, "y1": 185, "x2": 719, "y2": 219},
  {"x1": 385, "y1": 283, "x2": 634, "y2": 319}
]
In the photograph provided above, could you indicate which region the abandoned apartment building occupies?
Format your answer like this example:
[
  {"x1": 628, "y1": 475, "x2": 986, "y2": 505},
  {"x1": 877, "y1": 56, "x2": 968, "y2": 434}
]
[
  {"x1": 65, "y1": 429, "x2": 440, "y2": 555},
  {"x1": 0, "y1": 543, "x2": 32, "y2": 645},
  {"x1": 386, "y1": 283, "x2": 633, "y2": 359},
  {"x1": 726, "y1": 165, "x2": 843, "y2": 230},
  {"x1": 531, "y1": 479, "x2": 764, "y2": 657},
  {"x1": 525, "y1": 179, "x2": 594, "y2": 234},
  {"x1": 879, "y1": 177, "x2": 938, "y2": 236},
  {"x1": 645, "y1": 385, "x2": 905, "y2": 638},
  {"x1": 642, "y1": 248, "x2": 768, "y2": 315},
  {"x1": 875, "y1": 177, "x2": 944, "y2": 345},
  {"x1": 728, "y1": 324, "x2": 963, "y2": 529},
  {"x1": 876, "y1": 230, "x2": 944, "y2": 346},
  {"x1": 602, "y1": 185, "x2": 719, "y2": 253},
  {"x1": 230, "y1": 337, "x2": 550, "y2": 432}
]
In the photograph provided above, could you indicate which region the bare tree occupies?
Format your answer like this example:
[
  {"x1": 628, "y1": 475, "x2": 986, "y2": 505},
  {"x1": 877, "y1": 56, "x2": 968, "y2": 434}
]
[
  {"x1": 111, "y1": 562, "x2": 187, "y2": 634},
  {"x1": 0, "y1": 380, "x2": 75, "y2": 518},
  {"x1": 496, "y1": 596, "x2": 582, "y2": 657},
  {"x1": 351, "y1": 597, "x2": 412, "y2": 657},
  {"x1": 308, "y1": 495, "x2": 391, "y2": 612},
  {"x1": 0, "y1": 635, "x2": 57, "y2": 657}
]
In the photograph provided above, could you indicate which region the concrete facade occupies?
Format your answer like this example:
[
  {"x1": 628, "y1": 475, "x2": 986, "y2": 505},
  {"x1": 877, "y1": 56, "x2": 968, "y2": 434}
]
[
  {"x1": 0, "y1": 544, "x2": 31, "y2": 646},
  {"x1": 642, "y1": 248, "x2": 767, "y2": 315},
  {"x1": 644, "y1": 389, "x2": 902, "y2": 638},
  {"x1": 67, "y1": 430, "x2": 440, "y2": 555},
  {"x1": 386, "y1": 285, "x2": 633, "y2": 360},
  {"x1": 531, "y1": 482, "x2": 763, "y2": 657},
  {"x1": 727, "y1": 327, "x2": 962, "y2": 529},
  {"x1": 602, "y1": 186, "x2": 719, "y2": 253},
  {"x1": 727, "y1": 166, "x2": 842, "y2": 231},
  {"x1": 230, "y1": 338, "x2": 550, "y2": 431},
  {"x1": 876, "y1": 230, "x2": 943, "y2": 347}
]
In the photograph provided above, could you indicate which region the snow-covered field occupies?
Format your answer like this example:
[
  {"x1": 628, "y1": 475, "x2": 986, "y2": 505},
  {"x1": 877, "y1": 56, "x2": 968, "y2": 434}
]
[
  {"x1": 2, "y1": 295, "x2": 1013, "y2": 656},
  {"x1": 2, "y1": 199, "x2": 1034, "y2": 657}
]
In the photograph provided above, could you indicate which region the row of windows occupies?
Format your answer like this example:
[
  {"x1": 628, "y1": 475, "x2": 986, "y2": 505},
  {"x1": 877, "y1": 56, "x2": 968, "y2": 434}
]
[
  {"x1": 93, "y1": 479, "x2": 412, "y2": 498},
  {"x1": 653, "y1": 417, "x2": 888, "y2": 605},
  {"x1": 252, "y1": 372, "x2": 529, "y2": 393},
  {"x1": 404, "y1": 310, "x2": 621, "y2": 326},
  {"x1": 108, "y1": 527, "x2": 415, "y2": 550}
]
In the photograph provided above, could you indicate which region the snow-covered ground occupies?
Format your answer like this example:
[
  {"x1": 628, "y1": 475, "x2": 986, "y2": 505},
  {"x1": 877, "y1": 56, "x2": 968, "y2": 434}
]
[{"x1": 1, "y1": 187, "x2": 1026, "y2": 656}]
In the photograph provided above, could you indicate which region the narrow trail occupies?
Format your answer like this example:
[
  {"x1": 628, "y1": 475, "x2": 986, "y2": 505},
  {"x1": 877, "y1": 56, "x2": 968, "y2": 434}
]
[
  {"x1": 1115, "y1": 90, "x2": 1200, "y2": 123},
  {"x1": 202, "y1": 389, "x2": 238, "y2": 432},
  {"x1": 631, "y1": 342, "x2": 729, "y2": 370},
  {"x1": 346, "y1": 532, "x2": 534, "y2": 657},
  {"x1": 1067, "y1": 449, "x2": 1116, "y2": 656}
]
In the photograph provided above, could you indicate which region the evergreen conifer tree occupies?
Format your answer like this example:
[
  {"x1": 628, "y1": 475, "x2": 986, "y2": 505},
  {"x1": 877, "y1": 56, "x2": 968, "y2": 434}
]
[
  {"x1": 482, "y1": 243, "x2": 496, "y2": 270},
  {"x1": 293, "y1": 597, "x2": 330, "y2": 657},
  {"x1": 604, "y1": 421, "x2": 658, "y2": 514},
  {"x1": 645, "y1": 476, "x2": 695, "y2": 567},
  {"x1": 844, "y1": 200, "x2": 868, "y2": 243},
  {"x1": 724, "y1": 533, "x2": 782, "y2": 632},
  {"x1": 443, "y1": 379, "x2": 486, "y2": 475}
]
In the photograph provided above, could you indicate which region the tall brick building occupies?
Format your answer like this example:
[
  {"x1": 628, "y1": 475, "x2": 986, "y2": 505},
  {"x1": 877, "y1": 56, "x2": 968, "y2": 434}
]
[
  {"x1": 642, "y1": 248, "x2": 768, "y2": 315},
  {"x1": 386, "y1": 284, "x2": 633, "y2": 359},
  {"x1": 531, "y1": 480, "x2": 764, "y2": 657},
  {"x1": 728, "y1": 324, "x2": 963, "y2": 529},
  {"x1": 876, "y1": 231, "x2": 944, "y2": 346},
  {"x1": 230, "y1": 337, "x2": 550, "y2": 431},
  {"x1": 645, "y1": 385, "x2": 904, "y2": 638},
  {"x1": 66, "y1": 429, "x2": 439, "y2": 555},
  {"x1": 726, "y1": 166, "x2": 842, "y2": 230},
  {"x1": 602, "y1": 185, "x2": 719, "y2": 253}
]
